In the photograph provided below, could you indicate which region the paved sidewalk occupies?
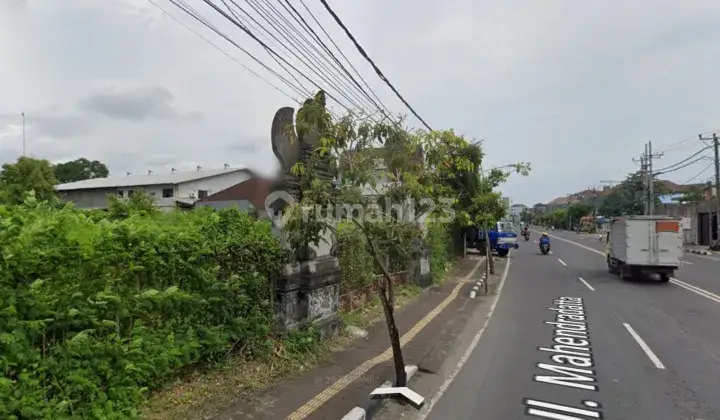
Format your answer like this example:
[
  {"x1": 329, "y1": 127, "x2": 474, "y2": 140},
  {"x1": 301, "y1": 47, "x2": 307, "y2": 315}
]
[{"x1": 211, "y1": 255, "x2": 485, "y2": 420}]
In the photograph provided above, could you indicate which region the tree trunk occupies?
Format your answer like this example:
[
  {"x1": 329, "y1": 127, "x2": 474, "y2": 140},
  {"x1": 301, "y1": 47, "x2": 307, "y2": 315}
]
[
  {"x1": 368, "y1": 238, "x2": 407, "y2": 387},
  {"x1": 484, "y1": 224, "x2": 495, "y2": 274}
]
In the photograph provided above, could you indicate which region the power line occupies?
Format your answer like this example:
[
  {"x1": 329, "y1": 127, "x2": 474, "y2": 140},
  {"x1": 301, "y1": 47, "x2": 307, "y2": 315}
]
[
  {"x1": 318, "y1": 0, "x2": 433, "y2": 131},
  {"x1": 682, "y1": 162, "x2": 714, "y2": 184},
  {"x1": 165, "y1": 0, "x2": 309, "y2": 101},
  {"x1": 235, "y1": 0, "x2": 371, "y2": 113},
  {"x1": 656, "y1": 155, "x2": 709, "y2": 175},
  {"x1": 147, "y1": 0, "x2": 302, "y2": 104},
  {"x1": 298, "y1": 0, "x2": 391, "y2": 116},
  {"x1": 654, "y1": 146, "x2": 709, "y2": 173},
  {"x1": 252, "y1": 0, "x2": 378, "y2": 113},
  {"x1": 282, "y1": 0, "x2": 393, "y2": 119},
  {"x1": 214, "y1": 0, "x2": 360, "y2": 112},
  {"x1": 197, "y1": 0, "x2": 356, "y2": 114},
  {"x1": 217, "y1": 0, "x2": 313, "y2": 97}
]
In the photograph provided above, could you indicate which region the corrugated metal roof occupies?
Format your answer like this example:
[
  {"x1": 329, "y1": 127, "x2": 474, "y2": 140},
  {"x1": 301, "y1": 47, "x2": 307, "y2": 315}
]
[{"x1": 56, "y1": 167, "x2": 250, "y2": 191}]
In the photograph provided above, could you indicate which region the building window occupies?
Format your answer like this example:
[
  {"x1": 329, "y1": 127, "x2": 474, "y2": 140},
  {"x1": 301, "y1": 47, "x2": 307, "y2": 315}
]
[
  {"x1": 198, "y1": 190, "x2": 208, "y2": 199},
  {"x1": 128, "y1": 190, "x2": 134, "y2": 197},
  {"x1": 117, "y1": 190, "x2": 124, "y2": 197},
  {"x1": 162, "y1": 188, "x2": 174, "y2": 198}
]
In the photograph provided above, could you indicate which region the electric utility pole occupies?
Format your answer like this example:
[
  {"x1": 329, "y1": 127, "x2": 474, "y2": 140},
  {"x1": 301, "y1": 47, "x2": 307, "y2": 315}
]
[
  {"x1": 634, "y1": 148, "x2": 648, "y2": 215},
  {"x1": 634, "y1": 142, "x2": 663, "y2": 215},
  {"x1": 699, "y1": 132, "x2": 720, "y2": 248},
  {"x1": 646, "y1": 141, "x2": 663, "y2": 215}
]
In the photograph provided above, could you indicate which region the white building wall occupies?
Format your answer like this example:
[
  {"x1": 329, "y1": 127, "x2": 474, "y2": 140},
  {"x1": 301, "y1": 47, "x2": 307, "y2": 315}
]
[{"x1": 59, "y1": 188, "x2": 115, "y2": 209}]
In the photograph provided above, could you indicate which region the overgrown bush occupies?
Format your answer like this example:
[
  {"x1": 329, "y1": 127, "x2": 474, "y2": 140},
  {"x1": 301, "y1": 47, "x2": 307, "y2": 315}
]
[
  {"x1": 336, "y1": 222, "x2": 374, "y2": 293},
  {"x1": 0, "y1": 197, "x2": 284, "y2": 419},
  {"x1": 426, "y1": 221, "x2": 452, "y2": 282}
]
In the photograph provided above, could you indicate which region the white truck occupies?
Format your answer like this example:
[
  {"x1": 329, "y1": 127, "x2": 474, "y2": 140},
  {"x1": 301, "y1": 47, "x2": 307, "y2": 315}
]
[{"x1": 605, "y1": 216, "x2": 684, "y2": 282}]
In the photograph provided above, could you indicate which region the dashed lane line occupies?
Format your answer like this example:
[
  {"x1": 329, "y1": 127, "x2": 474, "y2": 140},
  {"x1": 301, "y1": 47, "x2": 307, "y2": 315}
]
[
  {"x1": 578, "y1": 277, "x2": 595, "y2": 291},
  {"x1": 558, "y1": 258, "x2": 567, "y2": 266},
  {"x1": 544, "y1": 232, "x2": 720, "y2": 305},
  {"x1": 623, "y1": 322, "x2": 666, "y2": 369},
  {"x1": 285, "y1": 256, "x2": 485, "y2": 420}
]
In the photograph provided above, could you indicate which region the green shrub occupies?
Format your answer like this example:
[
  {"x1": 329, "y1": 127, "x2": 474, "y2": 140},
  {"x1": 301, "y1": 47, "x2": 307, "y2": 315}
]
[
  {"x1": 426, "y1": 222, "x2": 452, "y2": 282},
  {"x1": 0, "y1": 197, "x2": 284, "y2": 419},
  {"x1": 336, "y1": 222, "x2": 374, "y2": 293}
]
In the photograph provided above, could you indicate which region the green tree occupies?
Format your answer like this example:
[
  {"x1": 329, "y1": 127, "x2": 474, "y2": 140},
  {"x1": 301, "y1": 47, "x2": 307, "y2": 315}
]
[
  {"x1": 598, "y1": 171, "x2": 669, "y2": 217},
  {"x1": 0, "y1": 156, "x2": 58, "y2": 205},
  {"x1": 566, "y1": 203, "x2": 593, "y2": 229},
  {"x1": 283, "y1": 93, "x2": 506, "y2": 388},
  {"x1": 429, "y1": 139, "x2": 529, "y2": 271},
  {"x1": 107, "y1": 190, "x2": 160, "y2": 219},
  {"x1": 53, "y1": 157, "x2": 109, "y2": 183}
]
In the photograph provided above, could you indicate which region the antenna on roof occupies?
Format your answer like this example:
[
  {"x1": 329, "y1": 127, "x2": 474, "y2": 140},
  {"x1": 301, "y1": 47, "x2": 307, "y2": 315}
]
[
  {"x1": 148, "y1": 170, "x2": 153, "y2": 175},
  {"x1": 171, "y1": 168, "x2": 177, "y2": 173},
  {"x1": 196, "y1": 165, "x2": 202, "y2": 171},
  {"x1": 126, "y1": 172, "x2": 131, "y2": 177},
  {"x1": 224, "y1": 163, "x2": 230, "y2": 169}
]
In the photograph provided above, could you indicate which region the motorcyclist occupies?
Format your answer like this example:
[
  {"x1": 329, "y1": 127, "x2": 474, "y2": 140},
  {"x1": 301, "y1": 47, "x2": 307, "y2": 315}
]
[{"x1": 539, "y1": 232, "x2": 551, "y2": 250}]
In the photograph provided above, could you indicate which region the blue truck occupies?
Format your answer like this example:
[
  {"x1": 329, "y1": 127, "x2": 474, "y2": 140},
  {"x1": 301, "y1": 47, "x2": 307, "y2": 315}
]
[{"x1": 467, "y1": 220, "x2": 519, "y2": 257}]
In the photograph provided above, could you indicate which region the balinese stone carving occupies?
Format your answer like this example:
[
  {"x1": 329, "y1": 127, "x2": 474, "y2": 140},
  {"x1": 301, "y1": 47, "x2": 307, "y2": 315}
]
[{"x1": 269, "y1": 91, "x2": 341, "y2": 338}]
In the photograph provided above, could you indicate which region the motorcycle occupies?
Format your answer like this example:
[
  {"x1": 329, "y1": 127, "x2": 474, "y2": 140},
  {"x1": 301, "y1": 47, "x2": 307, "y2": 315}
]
[
  {"x1": 523, "y1": 232, "x2": 530, "y2": 241},
  {"x1": 539, "y1": 243, "x2": 550, "y2": 255}
]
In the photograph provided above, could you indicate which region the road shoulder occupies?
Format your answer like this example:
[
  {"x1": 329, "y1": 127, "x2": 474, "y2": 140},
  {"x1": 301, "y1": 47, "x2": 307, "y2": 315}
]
[
  {"x1": 375, "y1": 257, "x2": 510, "y2": 420},
  {"x1": 209, "y1": 255, "x2": 486, "y2": 420}
]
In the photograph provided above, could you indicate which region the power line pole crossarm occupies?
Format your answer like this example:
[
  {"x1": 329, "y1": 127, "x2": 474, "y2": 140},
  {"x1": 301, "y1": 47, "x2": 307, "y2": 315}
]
[{"x1": 699, "y1": 133, "x2": 720, "y2": 249}]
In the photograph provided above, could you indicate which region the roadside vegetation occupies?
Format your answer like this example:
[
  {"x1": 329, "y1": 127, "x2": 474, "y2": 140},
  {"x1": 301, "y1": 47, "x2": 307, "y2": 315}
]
[{"x1": 0, "y1": 91, "x2": 528, "y2": 418}]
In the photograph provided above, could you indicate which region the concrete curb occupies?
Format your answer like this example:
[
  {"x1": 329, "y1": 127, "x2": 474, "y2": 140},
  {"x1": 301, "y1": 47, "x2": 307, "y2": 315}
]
[
  {"x1": 469, "y1": 271, "x2": 487, "y2": 299},
  {"x1": 685, "y1": 248, "x2": 714, "y2": 256},
  {"x1": 340, "y1": 365, "x2": 419, "y2": 420}
]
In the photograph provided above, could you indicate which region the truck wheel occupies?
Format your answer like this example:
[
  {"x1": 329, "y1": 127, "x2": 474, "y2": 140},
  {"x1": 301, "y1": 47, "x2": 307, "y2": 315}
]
[
  {"x1": 497, "y1": 249, "x2": 509, "y2": 257},
  {"x1": 607, "y1": 257, "x2": 619, "y2": 275},
  {"x1": 620, "y1": 264, "x2": 633, "y2": 281},
  {"x1": 659, "y1": 273, "x2": 671, "y2": 283}
]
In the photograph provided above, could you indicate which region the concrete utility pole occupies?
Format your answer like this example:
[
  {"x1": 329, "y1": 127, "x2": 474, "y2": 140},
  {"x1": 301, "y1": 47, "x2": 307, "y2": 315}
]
[
  {"x1": 647, "y1": 141, "x2": 663, "y2": 215},
  {"x1": 699, "y1": 132, "x2": 720, "y2": 248},
  {"x1": 634, "y1": 149, "x2": 647, "y2": 215},
  {"x1": 634, "y1": 142, "x2": 663, "y2": 215}
]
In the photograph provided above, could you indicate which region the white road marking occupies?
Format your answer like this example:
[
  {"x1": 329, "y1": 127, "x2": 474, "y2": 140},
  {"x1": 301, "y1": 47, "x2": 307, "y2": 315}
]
[
  {"x1": 622, "y1": 323, "x2": 665, "y2": 369},
  {"x1": 578, "y1": 277, "x2": 595, "y2": 291},
  {"x1": 680, "y1": 260, "x2": 693, "y2": 265},
  {"x1": 670, "y1": 278, "x2": 720, "y2": 304},
  {"x1": 549, "y1": 251, "x2": 553, "y2": 255},
  {"x1": 558, "y1": 259, "x2": 567, "y2": 266},
  {"x1": 543, "y1": 232, "x2": 720, "y2": 305},
  {"x1": 416, "y1": 257, "x2": 512, "y2": 419}
]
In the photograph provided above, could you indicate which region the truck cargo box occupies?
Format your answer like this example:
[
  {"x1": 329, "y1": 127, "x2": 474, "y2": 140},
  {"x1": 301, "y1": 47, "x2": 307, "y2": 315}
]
[{"x1": 609, "y1": 216, "x2": 683, "y2": 267}]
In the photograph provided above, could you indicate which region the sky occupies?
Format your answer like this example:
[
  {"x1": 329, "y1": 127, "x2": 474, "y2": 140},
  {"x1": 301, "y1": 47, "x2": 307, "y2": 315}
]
[{"x1": 1, "y1": 0, "x2": 719, "y2": 205}]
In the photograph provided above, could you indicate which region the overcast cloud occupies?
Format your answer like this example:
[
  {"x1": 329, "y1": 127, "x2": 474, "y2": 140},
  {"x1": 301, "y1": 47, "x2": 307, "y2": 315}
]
[{"x1": 1, "y1": 0, "x2": 718, "y2": 204}]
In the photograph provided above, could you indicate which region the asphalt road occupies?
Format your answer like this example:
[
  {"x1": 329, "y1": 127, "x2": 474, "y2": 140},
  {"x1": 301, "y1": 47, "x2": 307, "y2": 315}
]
[{"x1": 420, "y1": 232, "x2": 720, "y2": 420}]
